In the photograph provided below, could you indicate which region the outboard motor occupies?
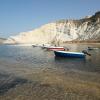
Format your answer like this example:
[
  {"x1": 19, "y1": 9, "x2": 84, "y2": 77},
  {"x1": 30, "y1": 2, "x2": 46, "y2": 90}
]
[{"x1": 82, "y1": 50, "x2": 91, "y2": 56}]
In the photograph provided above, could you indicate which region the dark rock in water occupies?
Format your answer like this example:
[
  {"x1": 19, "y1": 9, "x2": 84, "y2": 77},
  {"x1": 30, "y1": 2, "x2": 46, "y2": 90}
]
[{"x1": 0, "y1": 73, "x2": 27, "y2": 95}]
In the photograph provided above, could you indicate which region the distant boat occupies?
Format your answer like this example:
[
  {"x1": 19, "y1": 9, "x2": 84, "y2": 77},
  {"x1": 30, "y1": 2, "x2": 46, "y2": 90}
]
[
  {"x1": 54, "y1": 51, "x2": 86, "y2": 58},
  {"x1": 41, "y1": 44, "x2": 51, "y2": 49},
  {"x1": 87, "y1": 47, "x2": 99, "y2": 50},
  {"x1": 47, "y1": 46, "x2": 65, "y2": 51},
  {"x1": 32, "y1": 45, "x2": 37, "y2": 47},
  {"x1": 32, "y1": 44, "x2": 45, "y2": 47}
]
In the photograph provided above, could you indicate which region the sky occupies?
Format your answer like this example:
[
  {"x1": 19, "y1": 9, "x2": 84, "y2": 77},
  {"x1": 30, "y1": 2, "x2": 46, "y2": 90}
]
[{"x1": 0, "y1": 0, "x2": 100, "y2": 38}]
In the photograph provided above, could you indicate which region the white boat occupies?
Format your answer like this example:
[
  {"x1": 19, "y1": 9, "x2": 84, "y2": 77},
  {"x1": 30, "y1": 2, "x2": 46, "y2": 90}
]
[{"x1": 47, "y1": 46, "x2": 65, "y2": 51}]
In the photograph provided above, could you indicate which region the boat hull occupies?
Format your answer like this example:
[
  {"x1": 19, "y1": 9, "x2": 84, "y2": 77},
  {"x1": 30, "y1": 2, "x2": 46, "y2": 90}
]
[{"x1": 54, "y1": 51, "x2": 85, "y2": 58}]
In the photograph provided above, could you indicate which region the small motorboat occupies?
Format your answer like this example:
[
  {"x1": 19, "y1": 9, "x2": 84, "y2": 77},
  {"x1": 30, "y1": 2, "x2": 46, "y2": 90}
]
[
  {"x1": 32, "y1": 44, "x2": 45, "y2": 48},
  {"x1": 41, "y1": 44, "x2": 51, "y2": 49},
  {"x1": 87, "y1": 47, "x2": 94, "y2": 50},
  {"x1": 87, "y1": 47, "x2": 99, "y2": 50},
  {"x1": 32, "y1": 45, "x2": 37, "y2": 47},
  {"x1": 54, "y1": 51, "x2": 86, "y2": 58},
  {"x1": 47, "y1": 46, "x2": 65, "y2": 51}
]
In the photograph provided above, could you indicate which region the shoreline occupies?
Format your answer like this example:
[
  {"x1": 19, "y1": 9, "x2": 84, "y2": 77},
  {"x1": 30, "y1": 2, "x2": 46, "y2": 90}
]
[{"x1": 0, "y1": 42, "x2": 100, "y2": 47}]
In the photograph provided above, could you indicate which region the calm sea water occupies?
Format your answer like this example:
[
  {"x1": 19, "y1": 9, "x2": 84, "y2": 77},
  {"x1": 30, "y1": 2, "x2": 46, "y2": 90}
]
[{"x1": 0, "y1": 44, "x2": 100, "y2": 74}]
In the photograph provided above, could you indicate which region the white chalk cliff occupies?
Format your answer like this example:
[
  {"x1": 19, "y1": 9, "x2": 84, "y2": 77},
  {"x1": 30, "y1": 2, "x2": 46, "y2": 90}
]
[{"x1": 4, "y1": 11, "x2": 100, "y2": 44}]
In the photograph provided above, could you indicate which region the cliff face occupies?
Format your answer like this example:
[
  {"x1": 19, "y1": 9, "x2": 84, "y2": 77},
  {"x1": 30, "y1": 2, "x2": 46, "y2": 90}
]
[
  {"x1": 4, "y1": 11, "x2": 100, "y2": 44},
  {"x1": 0, "y1": 38, "x2": 6, "y2": 44}
]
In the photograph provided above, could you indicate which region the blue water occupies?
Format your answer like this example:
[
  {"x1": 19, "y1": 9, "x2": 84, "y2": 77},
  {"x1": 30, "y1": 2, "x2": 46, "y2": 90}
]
[{"x1": 0, "y1": 44, "x2": 100, "y2": 73}]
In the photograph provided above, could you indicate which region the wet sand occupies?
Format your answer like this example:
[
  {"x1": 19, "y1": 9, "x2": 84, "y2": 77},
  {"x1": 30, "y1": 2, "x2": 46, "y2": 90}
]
[{"x1": 0, "y1": 59, "x2": 100, "y2": 100}]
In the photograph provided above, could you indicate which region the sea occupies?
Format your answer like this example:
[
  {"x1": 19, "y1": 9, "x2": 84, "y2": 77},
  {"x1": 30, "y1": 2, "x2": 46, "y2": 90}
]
[
  {"x1": 0, "y1": 43, "x2": 100, "y2": 100},
  {"x1": 0, "y1": 43, "x2": 100, "y2": 73}
]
